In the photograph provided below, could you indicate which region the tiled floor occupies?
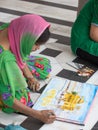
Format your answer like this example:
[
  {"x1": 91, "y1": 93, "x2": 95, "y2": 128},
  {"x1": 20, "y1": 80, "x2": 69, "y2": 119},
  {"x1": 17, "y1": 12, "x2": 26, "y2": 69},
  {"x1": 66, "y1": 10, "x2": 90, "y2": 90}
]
[{"x1": 0, "y1": 0, "x2": 98, "y2": 130}]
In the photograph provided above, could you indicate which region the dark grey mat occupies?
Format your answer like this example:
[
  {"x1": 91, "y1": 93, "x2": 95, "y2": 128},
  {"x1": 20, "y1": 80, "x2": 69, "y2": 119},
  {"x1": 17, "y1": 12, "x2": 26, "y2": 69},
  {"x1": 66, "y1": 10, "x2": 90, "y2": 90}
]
[
  {"x1": 73, "y1": 57, "x2": 98, "y2": 70},
  {"x1": 56, "y1": 69, "x2": 89, "y2": 82},
  {"x1": 21, "y1": 116, "x2": 44, "y2": 130},
  {"x1": 40, "y1": 48, "x2": 62, "y2": 57},
  {"x1": 91, "y1": 121, "x2": 98, "y2": 130}
]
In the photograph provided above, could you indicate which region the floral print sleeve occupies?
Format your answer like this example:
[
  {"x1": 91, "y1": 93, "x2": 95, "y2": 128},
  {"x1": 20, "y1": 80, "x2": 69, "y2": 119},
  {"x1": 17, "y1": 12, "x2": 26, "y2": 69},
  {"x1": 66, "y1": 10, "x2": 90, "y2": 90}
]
[
  {"x1": 0, "y1": 84, "x2": 14, "y2": 108},
  {"x1": 0, "y1": 47, "x2": 33, "y2": 113}
]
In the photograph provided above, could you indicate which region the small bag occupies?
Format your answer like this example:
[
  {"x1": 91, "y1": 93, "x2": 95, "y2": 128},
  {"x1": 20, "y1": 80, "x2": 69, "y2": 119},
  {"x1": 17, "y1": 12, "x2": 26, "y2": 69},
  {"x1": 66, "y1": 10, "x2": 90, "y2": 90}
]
[
  {"x1": 0, "y1": 124, "x2": 27, "y2": 130},
  {"x1": 0, "y1": 127, "x2": 4, "y2": 130}
]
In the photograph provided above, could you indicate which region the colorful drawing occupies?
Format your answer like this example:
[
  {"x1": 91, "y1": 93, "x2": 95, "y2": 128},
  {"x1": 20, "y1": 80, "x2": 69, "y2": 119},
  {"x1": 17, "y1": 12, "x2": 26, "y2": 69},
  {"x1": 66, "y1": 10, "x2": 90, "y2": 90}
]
[
  {"x1": 66, "y1": 62, "x2": 95, "y2": 77},
  {"x1": 41, "y1": 89, "x2": 56, "y2": 106},
  {"x1": 60, "y1": 91, "x2": 84, "y2": 111},
  {"x1": 33, "y1": 77, "x2": 98, "y2": 125}
]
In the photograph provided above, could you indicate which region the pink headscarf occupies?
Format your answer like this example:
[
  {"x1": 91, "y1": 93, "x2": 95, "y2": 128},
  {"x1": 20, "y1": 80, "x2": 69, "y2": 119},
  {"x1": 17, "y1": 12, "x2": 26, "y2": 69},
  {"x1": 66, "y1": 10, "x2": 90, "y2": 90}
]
[{"x1": 8, "y1": 14, "x2": 50, "y2": 69}]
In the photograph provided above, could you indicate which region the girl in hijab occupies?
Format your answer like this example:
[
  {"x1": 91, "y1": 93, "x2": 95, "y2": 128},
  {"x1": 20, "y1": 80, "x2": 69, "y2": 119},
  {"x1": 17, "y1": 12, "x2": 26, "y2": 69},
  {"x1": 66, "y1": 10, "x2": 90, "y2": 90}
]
[{"x1": 0, "y1": 14, "x2": 56, "y2": 123}]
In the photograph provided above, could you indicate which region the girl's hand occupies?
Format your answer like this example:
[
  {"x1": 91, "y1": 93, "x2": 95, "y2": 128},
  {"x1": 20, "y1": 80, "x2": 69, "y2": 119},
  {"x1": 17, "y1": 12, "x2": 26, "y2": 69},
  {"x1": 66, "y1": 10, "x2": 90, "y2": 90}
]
[
  {"x1": 23, "y1": 64, "x2": 40, "y2": 91},
  {"x1": 36, "y1": 110, "x2": 56, "y2": 124},
  {"x1": 27, "y1": 77, "x2": 40, "y2": 91}
]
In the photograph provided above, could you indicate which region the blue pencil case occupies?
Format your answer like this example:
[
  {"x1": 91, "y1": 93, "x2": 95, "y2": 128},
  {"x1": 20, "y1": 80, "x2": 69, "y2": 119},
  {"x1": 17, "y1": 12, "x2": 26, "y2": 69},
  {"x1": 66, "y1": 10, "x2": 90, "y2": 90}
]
[{"x1": 0, "y1": 124, "x2": 27, "y2": 130}]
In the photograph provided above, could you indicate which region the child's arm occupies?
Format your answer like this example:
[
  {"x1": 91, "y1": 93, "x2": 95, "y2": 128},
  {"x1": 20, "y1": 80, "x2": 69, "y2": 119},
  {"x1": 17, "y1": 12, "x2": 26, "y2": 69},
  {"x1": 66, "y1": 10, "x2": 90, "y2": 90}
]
[
  {"x1": 90, "y1": 24, "x2": 98, "y2": 42},
  {"x1": 22, "y1": 64, "x2": 40, "y2": 91},
  {"x1": 13, "y1": 98, "x2": 56, "y2": 124}
]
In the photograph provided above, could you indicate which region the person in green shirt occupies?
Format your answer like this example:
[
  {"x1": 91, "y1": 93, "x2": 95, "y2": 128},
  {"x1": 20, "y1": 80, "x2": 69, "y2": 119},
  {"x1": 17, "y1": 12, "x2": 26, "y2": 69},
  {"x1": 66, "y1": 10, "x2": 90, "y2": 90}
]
[
  {"x1": 71, "y1": 0, "x2": 98, "y2": 65},
  {"x1": 0, "y1": 14, "x2": 56, "y2": 124}
]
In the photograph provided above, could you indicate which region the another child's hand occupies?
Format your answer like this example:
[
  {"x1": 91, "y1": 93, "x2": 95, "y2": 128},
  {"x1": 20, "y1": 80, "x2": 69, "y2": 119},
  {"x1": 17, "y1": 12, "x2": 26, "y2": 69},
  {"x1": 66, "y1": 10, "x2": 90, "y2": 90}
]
[
  {"x1": 36, "y1": 110, "x2": 56, "y2": 124},
  {"x1": 27, "y1": 77, "x2": 40, "y2": 91}
]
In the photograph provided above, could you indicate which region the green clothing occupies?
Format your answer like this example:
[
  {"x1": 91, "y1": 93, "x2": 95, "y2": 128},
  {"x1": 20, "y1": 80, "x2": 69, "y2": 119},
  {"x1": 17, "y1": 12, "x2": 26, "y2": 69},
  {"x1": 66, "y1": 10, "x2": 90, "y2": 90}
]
[
  {"x1": 71, "y1": 0, "x2": 98, "y2": 56},
  {"x1": 0, "y1": 23, "x2": 51, "y2": 80},
  {"x1": 0, "y1": 14, "x2": 51, "y2": 113},
  {"x1": 0, "y1": 45, "x2": 33, "y2": 113},
  {"x1": 26, "y1": 55, "x2": 51, "y2": 79}
]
